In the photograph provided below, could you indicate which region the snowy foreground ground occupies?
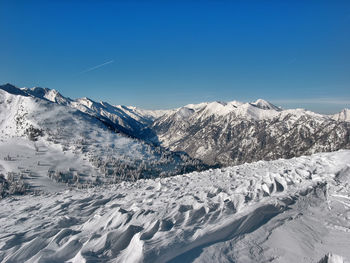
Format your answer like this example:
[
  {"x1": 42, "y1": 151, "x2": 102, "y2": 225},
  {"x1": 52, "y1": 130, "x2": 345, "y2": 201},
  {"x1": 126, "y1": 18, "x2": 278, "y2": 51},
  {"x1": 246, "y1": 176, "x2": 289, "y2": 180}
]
[{"x1": 1, "y1": 151, "x2": 350, "y2": 263}]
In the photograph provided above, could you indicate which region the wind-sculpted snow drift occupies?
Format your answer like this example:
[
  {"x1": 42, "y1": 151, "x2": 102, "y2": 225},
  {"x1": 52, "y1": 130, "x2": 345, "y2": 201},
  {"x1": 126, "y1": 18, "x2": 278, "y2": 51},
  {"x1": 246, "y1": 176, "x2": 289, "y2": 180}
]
[{"x1": 0, "y1": 150, "x2": 350, "y2": 262}]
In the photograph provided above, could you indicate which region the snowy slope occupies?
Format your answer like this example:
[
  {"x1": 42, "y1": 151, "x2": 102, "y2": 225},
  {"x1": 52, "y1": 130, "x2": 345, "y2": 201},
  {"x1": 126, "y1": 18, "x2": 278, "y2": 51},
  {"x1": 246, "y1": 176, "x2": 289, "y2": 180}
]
[
  {"x1": 176, "y1": 99, "x2": 282, "y2": 120},
  {"x1": 23, "y1": 86, "x2": 71, "y2": 105},
  {"x1": 22, "y1": 85, "x2": 170, "y2": 138},
  {"x1": 331, "y1": 108, "x2": 350, "y2": 122},
  {"x1": 0, "y1": 150, "x2": 349, "y2": 262},
  {"x1": 0, "y1": 86, "x2": 205, "y2": 192},
  {"x1": 22, "y1": 86, "x2": 152, "y2": 137}
]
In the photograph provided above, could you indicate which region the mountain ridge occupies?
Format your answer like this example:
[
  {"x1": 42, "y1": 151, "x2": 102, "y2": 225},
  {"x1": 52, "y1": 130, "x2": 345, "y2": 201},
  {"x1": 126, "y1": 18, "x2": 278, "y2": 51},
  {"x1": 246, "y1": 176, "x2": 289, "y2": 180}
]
[
  {"x1": 3, "y1": 83, "x2": 348, "y2": 122},
  {"x1": 0, "y1": 84, "x2": 208, "y2": 190},
  {"x1": 2, "y1": 83, "x2": 349, "y2": 168}
]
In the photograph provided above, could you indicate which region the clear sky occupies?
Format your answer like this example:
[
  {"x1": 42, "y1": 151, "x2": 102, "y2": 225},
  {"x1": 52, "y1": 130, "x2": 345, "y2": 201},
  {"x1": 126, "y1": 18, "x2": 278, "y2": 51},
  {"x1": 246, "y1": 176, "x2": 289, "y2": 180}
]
[{"x1": 1, "y1": 0, "x2": 349, "y2": 113}]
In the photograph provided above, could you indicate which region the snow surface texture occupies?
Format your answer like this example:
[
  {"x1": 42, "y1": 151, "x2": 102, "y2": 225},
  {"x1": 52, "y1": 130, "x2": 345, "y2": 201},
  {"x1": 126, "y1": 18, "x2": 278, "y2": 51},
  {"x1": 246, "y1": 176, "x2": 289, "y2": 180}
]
[{"x1": 0, "y1": 150, "x2": 350, "y2": 262}]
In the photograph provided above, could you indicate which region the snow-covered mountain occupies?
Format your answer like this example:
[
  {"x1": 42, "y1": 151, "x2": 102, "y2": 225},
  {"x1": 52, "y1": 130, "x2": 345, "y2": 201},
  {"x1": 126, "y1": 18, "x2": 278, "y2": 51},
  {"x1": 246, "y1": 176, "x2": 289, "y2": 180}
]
[
  {"x1": 3, "y1": 83, "x2": 350, "y2": 169},
  {"x1": 331, "y1": 108, "x2": 350, "y2": 122},
  {"x1": 21, "y1": 85, "x2": 161, "y2": 138},
  {"x1": 151, "y1": 99, "x2": 350, "y2": 166},
  {"x1": 1, "y1": 83, "x2": 350, "y2": 262},
  {"x1": 23, "y1": 86, "x2": 71, "y2": 105},
  {"x1": 21, "y1": 84, "x2": 171, "y2": 123},
  {"x1": 0, "y1": 84, "x2": 206, "y2": 192},
  {"x1": 1, "y1": 150, "x2": 349, "y2": 262}
]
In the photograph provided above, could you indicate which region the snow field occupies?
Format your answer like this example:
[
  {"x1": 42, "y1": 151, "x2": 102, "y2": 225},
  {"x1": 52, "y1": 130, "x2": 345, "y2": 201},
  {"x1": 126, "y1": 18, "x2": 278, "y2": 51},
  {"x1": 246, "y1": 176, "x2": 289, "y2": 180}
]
[{"x1": 0, "y1": 150, "x2": 349, "y2": 262}]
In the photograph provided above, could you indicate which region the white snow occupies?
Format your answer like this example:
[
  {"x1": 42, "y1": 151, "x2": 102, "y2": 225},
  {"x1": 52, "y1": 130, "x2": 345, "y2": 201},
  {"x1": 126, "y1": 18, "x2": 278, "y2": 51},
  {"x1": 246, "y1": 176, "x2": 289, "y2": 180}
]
[
  {"x1": 14, "y1": 85, "x2": 350, "y2": 125},
  {"x1": 251, "y1": 98, "x2": 282, "y2": 111},
  {"x1": 1, "y1": 84, "x2": 350, "y2": 262},
  {"x1": 0, "y1": 150, "x2": 350, "y2": 262},
  {"x1": 174, "y1": 107, "x2": 195, "y2": 120},
  {"x1": 0, "y1": 88, "x2": 194, "y2": 188},
  {"x1": 331, "y1": 109, "x2": 350, "y2": 122},
  {"x1": 163, "y1": 98, "x2": 331, "y2": 122}
]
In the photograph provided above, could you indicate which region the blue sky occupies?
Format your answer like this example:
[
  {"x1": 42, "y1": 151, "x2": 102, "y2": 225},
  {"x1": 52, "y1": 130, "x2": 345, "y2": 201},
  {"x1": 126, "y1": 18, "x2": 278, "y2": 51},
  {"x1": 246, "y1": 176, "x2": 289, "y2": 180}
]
[{"x1": 1, "y1": 0, "x2": 349, "y2": 113}]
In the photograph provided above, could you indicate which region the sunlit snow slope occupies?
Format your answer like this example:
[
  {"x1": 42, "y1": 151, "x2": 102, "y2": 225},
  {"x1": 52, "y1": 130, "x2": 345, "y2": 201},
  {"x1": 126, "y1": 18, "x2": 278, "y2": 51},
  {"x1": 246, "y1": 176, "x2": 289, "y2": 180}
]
[
  {"x1": 0, "y1": 150, "x2": 349, "y2": 262},
  {"x1": 0, "y1": 85, "x2": 204, "y2": 192}
]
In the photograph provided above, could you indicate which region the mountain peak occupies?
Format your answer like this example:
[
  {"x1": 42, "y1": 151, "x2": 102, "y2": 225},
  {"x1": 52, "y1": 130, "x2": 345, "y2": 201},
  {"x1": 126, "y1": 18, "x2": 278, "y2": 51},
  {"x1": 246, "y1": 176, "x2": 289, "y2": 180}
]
[
  {"x1": 0, "y1": 83, "x2": 29, "y2": 96},
  {"x1": 251, "y1": 99, "x2": 281, "y2": 111},
  {"x1": 22, "y1": 86, "x2": 70, "y2": 105},
  {"x1": 175, "y1": 107, "x2": 195, "y2": 120},
  {"x1": 76, "y1": 97, "x2": 95, "y2": 108},
  {"x1": 332, "y1": 108, "x2": 350, "y2": 122},
  {"x1": 182, "y1": 99, "x2": 281, "y2": 119}
]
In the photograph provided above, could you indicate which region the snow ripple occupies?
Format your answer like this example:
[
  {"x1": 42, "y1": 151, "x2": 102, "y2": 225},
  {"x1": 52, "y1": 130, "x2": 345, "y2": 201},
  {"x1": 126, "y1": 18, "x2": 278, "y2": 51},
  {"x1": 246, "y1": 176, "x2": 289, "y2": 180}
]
[{"x1": 0, "y1": 150, "x2": 349, "y2": 262}]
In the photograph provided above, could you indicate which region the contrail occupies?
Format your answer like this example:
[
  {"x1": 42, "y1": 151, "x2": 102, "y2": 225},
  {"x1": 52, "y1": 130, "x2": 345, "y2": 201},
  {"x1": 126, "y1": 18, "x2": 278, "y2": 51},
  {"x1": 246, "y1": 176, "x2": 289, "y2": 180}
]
[{"x1": 79, "y1": 60, "x2": 114, "y2": 74}]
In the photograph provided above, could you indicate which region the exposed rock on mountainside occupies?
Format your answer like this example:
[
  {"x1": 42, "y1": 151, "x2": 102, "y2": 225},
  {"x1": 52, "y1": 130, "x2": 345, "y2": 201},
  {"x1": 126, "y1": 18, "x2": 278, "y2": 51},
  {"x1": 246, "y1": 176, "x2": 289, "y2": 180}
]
[{"x1": 151, "y1": 101, "x2": 350, "y2": 166}]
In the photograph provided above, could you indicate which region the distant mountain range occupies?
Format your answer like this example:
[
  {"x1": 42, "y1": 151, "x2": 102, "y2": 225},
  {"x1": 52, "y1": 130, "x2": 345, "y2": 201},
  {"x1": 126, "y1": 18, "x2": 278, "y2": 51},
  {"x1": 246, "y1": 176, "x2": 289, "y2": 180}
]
[
  {"x1": 1, "y1": 83, "x2": 349, "y2": 170},
  {"x1": 151, "y1": 99, "x2": 350, "y2": 166}
]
